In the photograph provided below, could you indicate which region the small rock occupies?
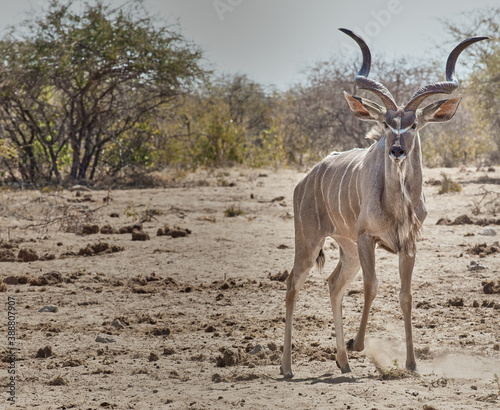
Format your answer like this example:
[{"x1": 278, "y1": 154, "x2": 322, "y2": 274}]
[
  {"x1": 39, "y1": 305, "x2": 58, "y2": 313},
  {"x1": 436, "y1": 218, "x2": 451, "y2": 225},
  {"x1": 248, "y1": 344, "x2": 263, "y2": 355},
  {"x1": 478, "y1": 228, "x2": 497, "y2": 236},
  {"x1": 468, "y1": 260, "x2": 488, "y2": 271},
  {"x1": 111, "y1": 318, "x2": 125, "y2": 329},
  {"x1": 96, "y1": 334, "x2": 116, "y2": 343}
]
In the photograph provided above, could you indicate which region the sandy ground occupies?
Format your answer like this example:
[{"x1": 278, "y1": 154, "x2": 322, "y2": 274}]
[{"x1": 0, "y1": 166, "x2": 499, "y2": 409}]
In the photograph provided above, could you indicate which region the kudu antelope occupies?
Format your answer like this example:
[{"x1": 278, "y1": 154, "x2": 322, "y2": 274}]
[{"x1": 281, "y1": 29, "x2": 489, "y2": 378}]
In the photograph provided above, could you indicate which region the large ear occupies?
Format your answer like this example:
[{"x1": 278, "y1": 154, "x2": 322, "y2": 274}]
[
  {"x1": 418, "y1": 96, "x2": 462, "y2": 125},
  {"x1": 344, "y1": 92, "x2": 385, "y2": 122}
]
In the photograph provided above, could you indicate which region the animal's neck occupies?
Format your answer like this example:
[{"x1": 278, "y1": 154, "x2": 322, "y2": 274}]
[
  {"x1": 382, "y1": 134, "x2": 423, "y2": 255},
  {"x1": 383, "y1": 135, "x2": 423, "y2": 210}
]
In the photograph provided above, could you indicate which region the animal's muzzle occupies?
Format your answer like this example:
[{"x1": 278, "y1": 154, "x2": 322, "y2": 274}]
[{"x1": 390, "y1": 145, "x2": 406, "y2": 160}]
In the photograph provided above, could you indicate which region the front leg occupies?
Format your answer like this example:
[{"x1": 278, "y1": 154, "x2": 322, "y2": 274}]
[
  {"x1": 349, "y1": 233, "x2": 377, "y2": 352},
  {"x1": 399, "y1": 252, "x2": 416, "y2": 371}
]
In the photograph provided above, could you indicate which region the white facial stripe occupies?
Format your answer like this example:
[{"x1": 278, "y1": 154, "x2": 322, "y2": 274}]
[{"x1": 388, "y1": 125, "x2": 411, "y2": 134}]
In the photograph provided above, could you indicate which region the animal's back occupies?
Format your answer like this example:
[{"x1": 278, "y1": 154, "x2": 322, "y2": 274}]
[{"x1": 293, "y1": 148, "x2": 369, "y2": 241}]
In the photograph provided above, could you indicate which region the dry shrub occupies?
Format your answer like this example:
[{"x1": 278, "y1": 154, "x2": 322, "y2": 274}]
[
  {"x1": 224, "y1": 205, "x2": 244, "y2": 217},
  {"x1": 438, "y1": 173, "x2": 462, "y2": 194}
]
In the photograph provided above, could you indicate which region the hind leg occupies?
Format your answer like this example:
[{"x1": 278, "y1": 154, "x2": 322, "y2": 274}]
[
  {"x1": 281, "y1": 241, "x2": 323, "y2": 378},
  {"x1": 328, "y1": 239, "x2": 360, "y2": 373}
]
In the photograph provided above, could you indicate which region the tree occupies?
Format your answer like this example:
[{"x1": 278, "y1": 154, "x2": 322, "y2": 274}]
[
  {"x1": 443, "y1": 8, "x2": 499, "y2": 160},
  {"x1": 0, "y1": 0, "x2": 205, "y2": 182}
]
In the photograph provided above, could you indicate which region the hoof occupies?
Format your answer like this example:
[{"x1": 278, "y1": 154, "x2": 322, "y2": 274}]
[
  {"x1": 346, "y1": 338, "x2": 363, "y2": 352},
  {"x1": 406, "y1": 362, "x2": 417, "y2": 372},
  {"x1": 280, "y1": 365, "x2": 294, "y2": 379},
  {"x1": 336, "y1": 360, "x2": 351, "y2": 374}
]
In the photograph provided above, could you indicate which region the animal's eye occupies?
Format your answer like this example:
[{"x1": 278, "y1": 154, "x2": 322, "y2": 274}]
[
  {"x1": 383, "y1": 122, "x2": 389, "y2": 129},
  {"x1": 411, "y1": 123, "x2": 417, "y2": 129}
]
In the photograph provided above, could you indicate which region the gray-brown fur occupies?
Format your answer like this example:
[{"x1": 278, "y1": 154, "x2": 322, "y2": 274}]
[{"x1": 280, "y1": 29, "x2": 489, "y2": 379}]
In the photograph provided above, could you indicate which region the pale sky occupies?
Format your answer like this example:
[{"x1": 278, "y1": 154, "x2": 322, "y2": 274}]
[{"x1": 0, "y1": 0, "x2": 496, "y2": 90}]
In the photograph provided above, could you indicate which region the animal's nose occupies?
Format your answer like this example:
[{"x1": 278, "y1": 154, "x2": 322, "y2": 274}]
[{"x1": 390, "y1": 146, "x2": 406, "y2": 158}]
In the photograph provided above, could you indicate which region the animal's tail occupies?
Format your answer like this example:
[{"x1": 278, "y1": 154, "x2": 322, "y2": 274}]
[{"x1": 315, "y1": 249, "x2": 325, "y2": 273}]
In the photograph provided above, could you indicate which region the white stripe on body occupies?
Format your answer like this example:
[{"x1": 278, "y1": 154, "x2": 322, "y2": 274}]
[
  {"x1": 348, "y1": 152, "x2": 365, "y2": 219},
  {"x1": 355, "y1": 167, "x2": 361, "y2": 210},
  {"x1": 339, "y1": 151, "x2": 364, "y2": 227},
  {"x1": 324, "y1": 154, "x2": 342, "y2": 229},
  {"x1": 314, "y1": 167, "x2": 321, "y2": 232},
  {"x1": 297, "y1": 176, "x2": 308, "y2": 236}
]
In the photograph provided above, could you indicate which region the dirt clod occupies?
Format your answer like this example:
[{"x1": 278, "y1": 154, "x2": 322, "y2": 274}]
[
  {"x1": 48, "y1": 376, "x2": 67, "y2": 386},
  {"x1": 216, "y1": 348, "x2": 242, "y2": 368},
  {"x1": 132, "y1": 230, "x2": 150, "y2": 241},
  {"x1": 119, "y1": 224, "x2": 142, "y2": 234},
  {"x1": 269, "y1": 270, "x2": 289, "y2": 282},
  {"x1": 18, "y1": 248, "x2": 39, "y2": 262},
  {"x1": 163, "y1": 347, "x2": 176, "y2": 356},
  {"x1": 157, "y1": 224, "x2": 191, "y2": 238},
  {"x1": 30, "y1": 271, "x2": 63, "y2": 286},
  {"x1": 0, "y1": 249, "x2": 16, "y2": 262},
  {"x1": 150, "y1": 327, "x2": 170, "y2": 337},
  {"x1": 81, "y1": 224, "x2": 99, "y2": 235},
  {"x1": 482, "y1": 280, "x2": 500, "y2": 294},
  {"x1": 100, "y1": 225, "x2": 118, "y2": 234},
  {"x1": 448, "y1": 297, "x2": 464, "y2": 307},
  {"x1": 148, "y1": 352, "x2": 159, "y2": 362},
  {"x1": 78, "y1": 242, "x2": 123, "y2": 256},
  {"x1": 3, "y1": 276, "x2": 19, "y2": 285},
  {"x1": 36, "y1": 346, "x2": 53, "y2": 358}
]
